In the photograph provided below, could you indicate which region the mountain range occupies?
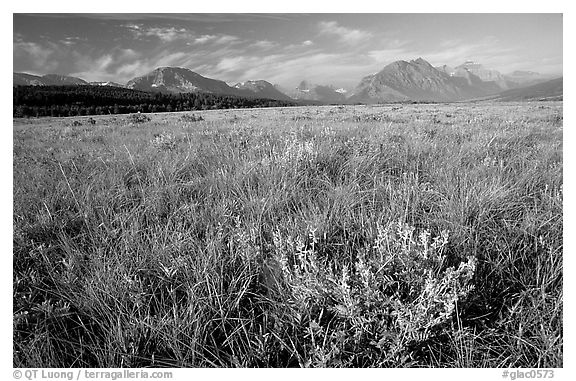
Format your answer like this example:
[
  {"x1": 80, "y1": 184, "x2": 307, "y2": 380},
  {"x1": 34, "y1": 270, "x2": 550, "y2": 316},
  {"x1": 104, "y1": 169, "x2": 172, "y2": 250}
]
[
  {"x1": 348, "y1": 58, "x2": 501, "y2": 103},
  {"x1": 14, "y1": 72, "x2": 88, "y2": 86},
  {"x1": 276, "y1": 81, "x2": 348, "y2": 104},
  {"x1": 233, "y1": 80, "x2": 293, "y2": 101},
  {"x1": 126, "y1": 66, "x2": 247, "y2": 96},
  {"x1": 13, "y1": 72, "x2": 125, "y2": 88},
  {"x1": 13, "y1": 58, "x2": 561, "y2": 103}
]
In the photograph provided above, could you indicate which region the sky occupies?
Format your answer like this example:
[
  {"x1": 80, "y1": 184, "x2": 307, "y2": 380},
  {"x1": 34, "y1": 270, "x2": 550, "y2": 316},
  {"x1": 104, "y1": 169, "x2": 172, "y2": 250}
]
[{"x1": 13, "y1": 13, "x2": 563, "y2": 89}]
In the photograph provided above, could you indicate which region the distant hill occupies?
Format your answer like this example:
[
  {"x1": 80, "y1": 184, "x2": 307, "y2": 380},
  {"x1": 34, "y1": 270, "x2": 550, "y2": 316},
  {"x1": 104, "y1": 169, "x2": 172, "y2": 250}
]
[
  {"x1": 42, "y1": 74, "x2": 88, "y2": 86},
  {"x1": 503, "y1": 70, "x2": 557, "y2": 88},
  {"x1": 435, "y1": 62, "x2": 559, "y2": 91},
  {"x1": 126, "y1": 67, "x2": 245, "y2": 96},
  {"x1": 233, "y1": 80, "x2": 293, "y2": 101},
  {"x1": 481, "y1": 77, "x2": 562, "y2": 101},
  {"x1": 89, "y1": 81, "x2": 126, "y2": 88},
  {"x1": 14, "y1": 73, "x2": 44, "y2": 86},
  {"x1": 14, "y1": 72, "x2": 88, "y2": 86},
  {"x1": 453, "y1": 61, "x2": 510, "y2": 89},
  {"x1": 280, "y1": 80, "x2": 347, "y2": 104},
  {"x1": 348, "y1": 58, "x2": 502, "y2": 103}
]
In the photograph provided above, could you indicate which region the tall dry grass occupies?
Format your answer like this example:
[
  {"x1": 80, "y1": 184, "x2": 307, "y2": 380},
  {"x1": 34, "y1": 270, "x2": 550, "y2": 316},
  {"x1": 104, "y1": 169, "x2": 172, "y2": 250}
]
[{"x1": 13, "y1": 103, "x2": 562, "y2": 367}]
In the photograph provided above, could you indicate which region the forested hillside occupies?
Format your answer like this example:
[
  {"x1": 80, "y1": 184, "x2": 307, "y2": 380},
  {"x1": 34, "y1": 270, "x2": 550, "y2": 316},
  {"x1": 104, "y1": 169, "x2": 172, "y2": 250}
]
[{"x1": 13, "y1": 85, "x2": 297, "y2": 117}]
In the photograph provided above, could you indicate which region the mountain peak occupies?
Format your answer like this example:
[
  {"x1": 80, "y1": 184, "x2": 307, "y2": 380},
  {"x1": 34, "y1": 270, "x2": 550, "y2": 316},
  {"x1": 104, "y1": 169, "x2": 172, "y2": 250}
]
[
  {"x1": 297, "y1": 80, "x2": 314, "y2": 90},
  {"x1": 283, "y1": 80, "x2": 347, "y2": 103},
  {"x1": 156, "y1": 66, "x2": 186, "y2": 71},
  {"x1": 234, "y1": 79, "x2": 273, "y2": 89},
  {"x1": 454, "y1": 61, "x2": 506, "y2": 87},
  {"x1": 233, "y1": 79, "x2": 293, "y2": 101},
  {"x1": 385, "y1": 58, "x2": 435, "y2": 72},
  {"x1": 126, "y1": 66, "x2": 236, "y2": 94},
  {"x1": 349, "y1": 56, "x2": 505, "y2": 103},
  {"x1": 388, "y1": 60, "x2": 409, "y2": 66},
  {"x1": 456, "y1": 61, "x2": 483, "y2": 69},
  {"x1": 153, "y1": 66, "x2": 202, "y2": 76},
  {"x1": 412, "y1": 57, "x2": 432, "y2": 66}
]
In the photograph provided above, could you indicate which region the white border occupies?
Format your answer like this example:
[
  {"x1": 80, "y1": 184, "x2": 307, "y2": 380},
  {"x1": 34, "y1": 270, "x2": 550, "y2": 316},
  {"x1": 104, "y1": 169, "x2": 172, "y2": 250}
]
[{"x1": 3, "y1": 2, "x2": 571, "y2": 380}]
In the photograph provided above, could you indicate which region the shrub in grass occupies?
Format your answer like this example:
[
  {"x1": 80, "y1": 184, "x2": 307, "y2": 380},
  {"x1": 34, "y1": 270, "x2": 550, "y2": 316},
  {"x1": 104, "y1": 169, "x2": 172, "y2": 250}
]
[
  {"x1": 151, "y1": 133, "x2": 178, "y2": 151},
  {"x1": 180, "y1": 113, "x2": 204, "y2": 123},
  {"x1": 265, "y1": 222, "x2": 476, "y2": 367},
  {"x1": 127, "y1": 113, "x2": 151, "y2": 124}
]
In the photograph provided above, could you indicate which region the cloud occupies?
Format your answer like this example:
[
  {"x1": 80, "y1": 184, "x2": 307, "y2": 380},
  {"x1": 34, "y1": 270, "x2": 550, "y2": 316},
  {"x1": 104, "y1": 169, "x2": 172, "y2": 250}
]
[
  {"x1": 365, "y1": 36, "x2": 527, "y2": 74},
  {"x1": 192, "y1": 34, "x2": 240, "y2": 45},
  {"x1": 518, "y1": 57, "x2": 562, "y2": 75},
  {"x1": 13, "y1": 41, "x2": 58, "y2": 72},
  {"x1": 14, "y1": 42, "x2": 51, "y2": 62},
  {"x1": 250, "y1": 40, "x2": 278, "y2": 49},
  {"x1": 283, "y1": 40, "x2": 317, "y2": 51},
  {"x1": 66, "y1": 43, "x2": 242, "y2": 83},
  {"x1": 366, "y1": 48, "x2": 417, "y2": 64},
  {"x1": 318, "y1": 21, "x2": 372, "y2": 44},
  {"x1": 156, "y1": 52, "x2": 190, "y2": 67},
  {"x1": 49, "y1": 13, "x2": 296, "y2": 23},
  {"x1": 124, "y1": 24, "x2": 193, "y2": 42},
  {"x1": 13, "y1": 33, "x2": 25, "y2": 43},
  {"x1": 116, "y1": 62, "x2": 148, "y2": 81},
  {"x1": 215, "y1": 35, "x2": 240, "y2": 45},
  {"x1": 69, "y1": 52, "x2": 122, "y2": 82},
  {"x1": 67, "y1": 48, "x2": 146, "y2": 82},
  {"x1": 416, "y1": 38, "x2": 523, "y2": 72},
  {"x1": 204, "y1": 50, "x2": 378, "y2": 89},
  {"x1": 215, "y1": 56, "x2": 249, "y2": 72},
  {"x1": 193, "y1": 35, "x2": 216, "y2": 44},
  {"x1": 59, "y1": 36, "x2": 86, "y2": 46}
]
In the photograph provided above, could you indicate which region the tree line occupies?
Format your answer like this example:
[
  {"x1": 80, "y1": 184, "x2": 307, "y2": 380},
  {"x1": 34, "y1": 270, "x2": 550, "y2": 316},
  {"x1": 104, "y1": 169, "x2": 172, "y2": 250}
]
[{"x1": 13, "y1": 85, "x2": 298, "y2": 118}]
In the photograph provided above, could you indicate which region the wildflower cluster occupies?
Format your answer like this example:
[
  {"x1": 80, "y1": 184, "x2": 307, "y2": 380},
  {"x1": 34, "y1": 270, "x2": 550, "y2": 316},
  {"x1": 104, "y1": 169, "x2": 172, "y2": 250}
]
[
  {"x1": 269, "y1": 222, "x2": 477, "y2": 366},
  {"x1": 180, "y1": 113, "x2": 204, "y2": 123},
  {"x1": 277, "y1": 137, "x2": 317, "y2": 166},
  {"x1": 151, "y1": 132, "x2": 178, "y2": 151},
  {"x1": 127, "y1": 112, "x2": 151, "y2": 124}
]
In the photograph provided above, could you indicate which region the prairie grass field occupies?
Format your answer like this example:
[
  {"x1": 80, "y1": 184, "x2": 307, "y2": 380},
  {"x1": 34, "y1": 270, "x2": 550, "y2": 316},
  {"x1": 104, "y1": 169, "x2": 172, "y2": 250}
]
[{"x1": 13, "y1": 102, "x2": 563, "y2": 367}]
